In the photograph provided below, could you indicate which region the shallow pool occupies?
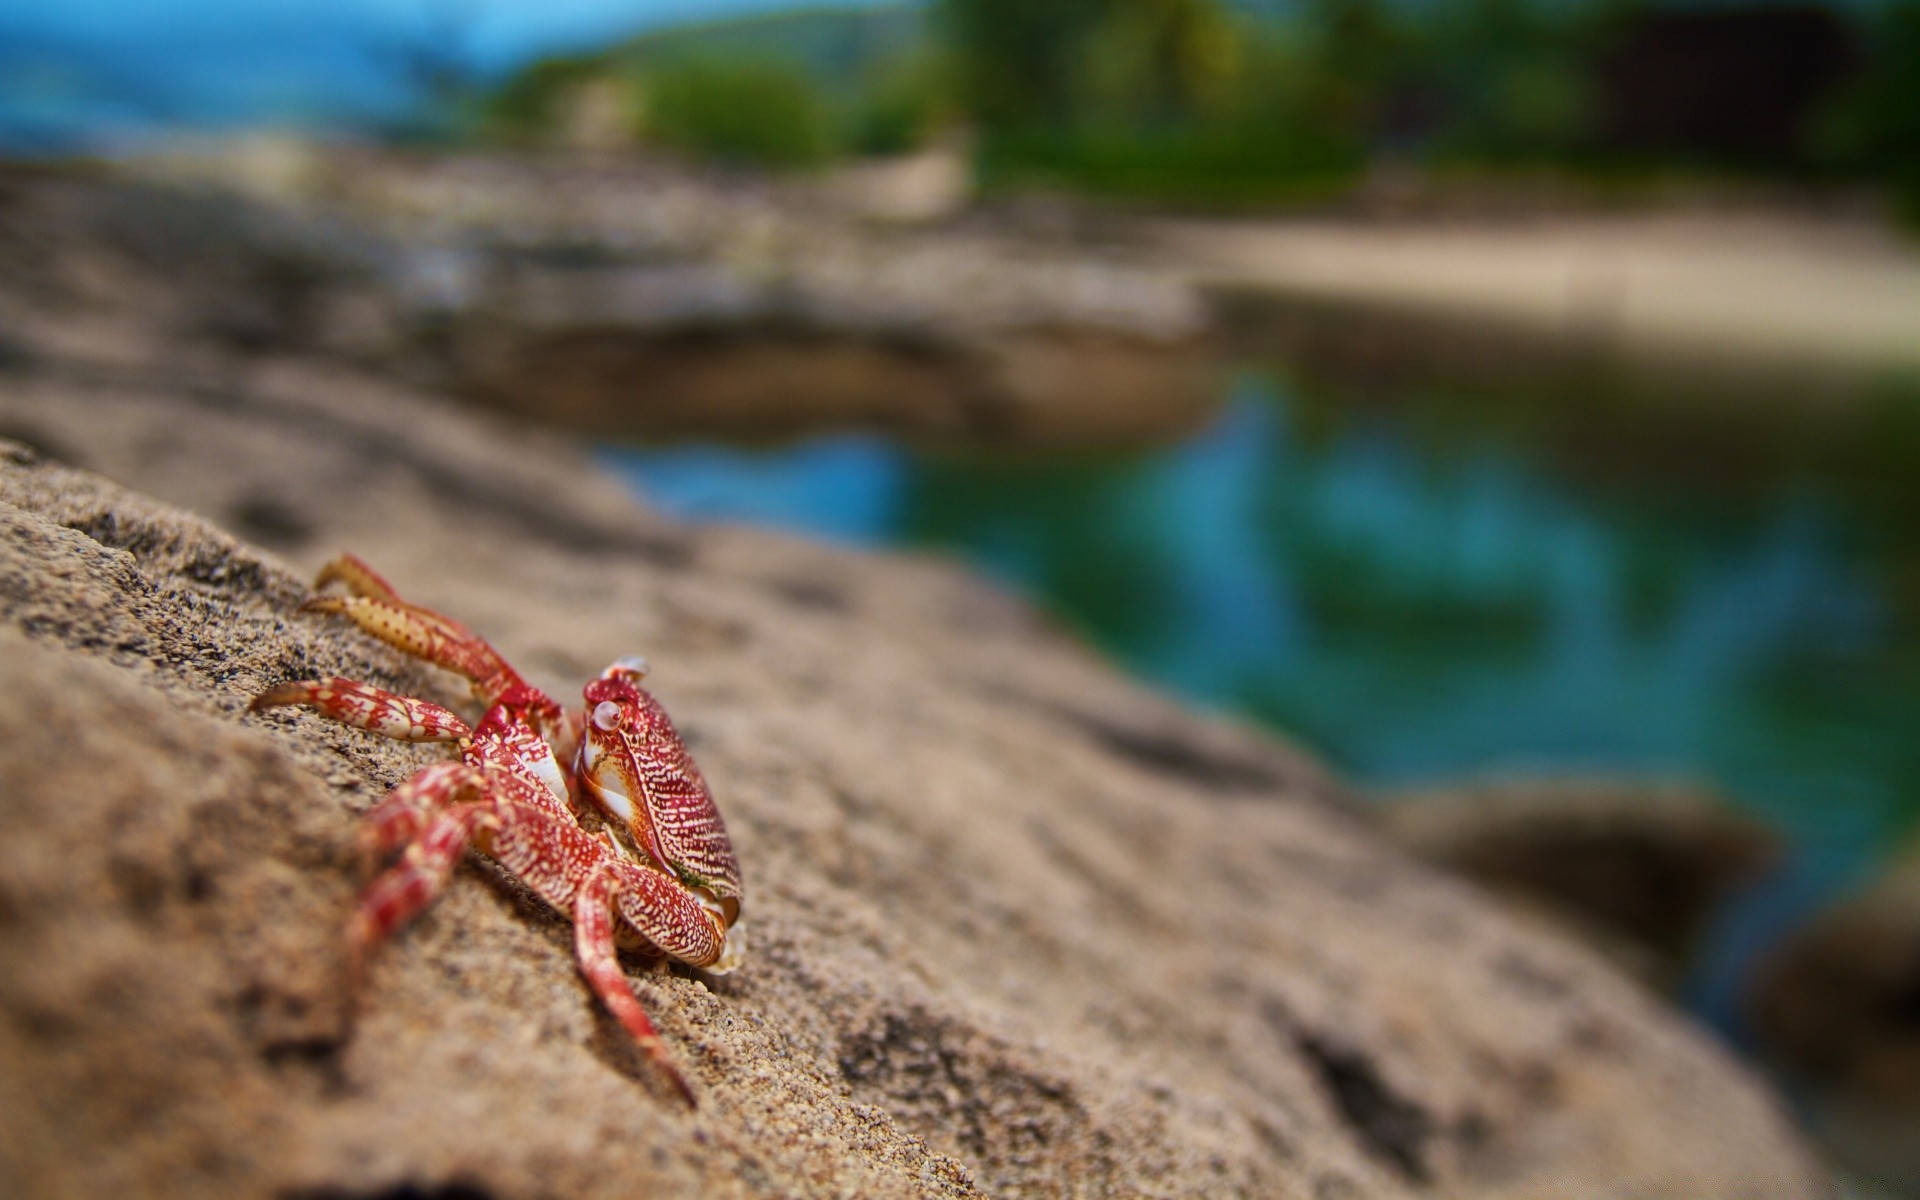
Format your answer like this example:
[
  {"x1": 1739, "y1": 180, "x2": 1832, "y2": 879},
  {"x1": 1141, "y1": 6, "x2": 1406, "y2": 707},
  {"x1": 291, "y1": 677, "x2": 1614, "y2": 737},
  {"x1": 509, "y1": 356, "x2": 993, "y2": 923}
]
[{"x1": 604, "y1": 372, "x2": 1920, "y2": 1035}]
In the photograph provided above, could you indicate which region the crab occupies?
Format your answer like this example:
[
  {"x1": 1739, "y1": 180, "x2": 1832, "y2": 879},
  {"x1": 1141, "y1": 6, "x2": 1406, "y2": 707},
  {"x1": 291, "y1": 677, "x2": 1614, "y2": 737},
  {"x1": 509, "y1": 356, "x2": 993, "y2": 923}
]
[{"x1": 249, "y1": 553, "x2": 743, "y2": 1106}]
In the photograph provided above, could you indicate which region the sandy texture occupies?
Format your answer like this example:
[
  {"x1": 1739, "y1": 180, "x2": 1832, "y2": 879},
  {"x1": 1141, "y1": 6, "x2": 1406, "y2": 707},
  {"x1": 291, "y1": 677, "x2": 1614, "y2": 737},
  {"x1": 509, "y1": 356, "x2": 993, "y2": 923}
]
[
  {"x1": 0, "y1": 167, "x2": 1828, "y2": 1199},
  {"x1": 1154, "y1": 214, "x2": 1920, "y2": 379}
]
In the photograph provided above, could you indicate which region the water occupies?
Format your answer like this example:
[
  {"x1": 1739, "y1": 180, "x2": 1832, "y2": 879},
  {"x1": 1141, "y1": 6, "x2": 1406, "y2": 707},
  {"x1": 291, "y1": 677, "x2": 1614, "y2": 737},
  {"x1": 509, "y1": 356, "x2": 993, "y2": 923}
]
[{"x1": 603, "y1": 373, "x2": 1920, "y2": 1031}]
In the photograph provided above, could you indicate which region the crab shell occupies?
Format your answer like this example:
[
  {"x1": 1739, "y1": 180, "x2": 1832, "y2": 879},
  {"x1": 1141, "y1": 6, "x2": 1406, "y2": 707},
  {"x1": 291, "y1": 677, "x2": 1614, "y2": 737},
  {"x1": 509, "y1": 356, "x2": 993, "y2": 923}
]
[{"x1": 577, "y1": 662, "x2": 745, "y2": 972}]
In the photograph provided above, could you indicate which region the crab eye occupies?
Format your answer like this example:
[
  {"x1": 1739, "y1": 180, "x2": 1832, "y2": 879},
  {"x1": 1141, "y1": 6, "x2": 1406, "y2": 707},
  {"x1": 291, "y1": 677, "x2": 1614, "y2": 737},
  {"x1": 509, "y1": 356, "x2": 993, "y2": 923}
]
[
  {"x1": 613, "y1": 654, "x2": 650, "y2": 679},
  {"x1": 591, "y1": 701, "x2": 624, "y2": 732}
]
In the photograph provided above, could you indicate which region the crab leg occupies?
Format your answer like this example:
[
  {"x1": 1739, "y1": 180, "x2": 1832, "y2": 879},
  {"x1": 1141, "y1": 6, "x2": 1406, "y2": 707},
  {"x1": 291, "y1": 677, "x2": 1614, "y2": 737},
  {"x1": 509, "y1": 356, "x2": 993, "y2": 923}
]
[
  {"x1": 352, "y1": 791, "x2": 706, "y2": 1097},
  {"x1": 361, "y1": 761, "x2": 488, "y2": 866},
  {"x1": 347, "y1": 803, "x2": 491, "y2": 989},
  {"x1": 575, "y1": 864, "x2": 698, "y2": 1106},
  {"x1": 476, "y1": 802, "x2": 721, "y2": 1087},
  {"x1": 251, "y1": 677, "x2": 471, "y2": 743},
  {"x1": 479, "y1": 798, "x2": 613, "y2": 909},
  {"x1": 300, "y1": 556, "x2": 528, "y2": 705},
  {"x1": 464, "y1": 798, "x2": 724, "y2": 970},
  {"x1": 314, "y1": 553, "x2": 402, "y2": 604},
  {"x1": 301, "y1": 592, "x2": 526, "y2": 700},
  {"x1": 299, "y1": 555, "x2": 563, "y2": 722}
]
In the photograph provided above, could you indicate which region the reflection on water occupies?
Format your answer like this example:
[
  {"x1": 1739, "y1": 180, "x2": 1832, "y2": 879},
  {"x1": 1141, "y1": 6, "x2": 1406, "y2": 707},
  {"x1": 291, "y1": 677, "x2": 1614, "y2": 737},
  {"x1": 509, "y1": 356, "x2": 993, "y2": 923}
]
[{"x1": 604, "y1": 374, "x2": 1920, "y2": 1028}]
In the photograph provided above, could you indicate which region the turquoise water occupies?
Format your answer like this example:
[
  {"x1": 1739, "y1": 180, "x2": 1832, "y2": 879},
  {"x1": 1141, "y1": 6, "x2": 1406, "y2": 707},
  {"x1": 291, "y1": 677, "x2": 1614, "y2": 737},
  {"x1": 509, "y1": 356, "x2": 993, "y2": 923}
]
[{"x1": 604, "y1": 374, "x2": 1920, "y2": 1031}]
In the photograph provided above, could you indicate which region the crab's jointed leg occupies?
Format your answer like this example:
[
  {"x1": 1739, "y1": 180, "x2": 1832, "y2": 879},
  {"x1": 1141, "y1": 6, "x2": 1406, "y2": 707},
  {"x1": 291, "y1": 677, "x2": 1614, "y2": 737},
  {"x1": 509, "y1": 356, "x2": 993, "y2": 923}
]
[
  {"x1": 313, "y1": 552, "x2": 402, "y2": 604},
  {"x1": 360, "y1": 760, "x2": 488, "y2": 866},
  {"x1": 471, "y1": 796, "x2": 723, "y2": 1104},
  {"x1": 304, "y1": 554, "x2": 533, "y2": 708},
  {"x1": 576, "y1": 863, "x2": 699, "y2": 1106},
  {"x1": 348, "y1": 802, "x2": 490, "y2": 989},
  {"x1": 468, "y1": 799, "x2": 727, "y2": 972},
  {"x1": 346, "y1": 790, "x2": 615, "y2": 985},
  {"x1": 250, "y1": 677, "x2": 471, "y2": 743},
  {"x1": 349, "y1": 779, "x2": 707, "y2": 1105},
  {"x1": 303, "y1": 594, "x2": 525, "y2": 703},
  {"x1": 478, "y1": 797, "x2": 620, "y2": 909}
]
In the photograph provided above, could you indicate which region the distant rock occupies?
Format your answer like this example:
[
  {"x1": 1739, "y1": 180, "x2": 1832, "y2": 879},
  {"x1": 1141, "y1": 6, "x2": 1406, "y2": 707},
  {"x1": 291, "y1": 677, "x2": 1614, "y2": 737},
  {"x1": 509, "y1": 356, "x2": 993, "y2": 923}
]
[
  {"x1": 1749, "y1": 851, "x2": 1920, "y2": 1192},
  {"x1": 1382, "y1": 777, "x2": 1782, "y2": 989},
  {"x1": 131, "y1": 142, "x2": 1220, "y2": 447},
  {"x1": 813, "y1": 137, "x2": 975, "y2": 225}
]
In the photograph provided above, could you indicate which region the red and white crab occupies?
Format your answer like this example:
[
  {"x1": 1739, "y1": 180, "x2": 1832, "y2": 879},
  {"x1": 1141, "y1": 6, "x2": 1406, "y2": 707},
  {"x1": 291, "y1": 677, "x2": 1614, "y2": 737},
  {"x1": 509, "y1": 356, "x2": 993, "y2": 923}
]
[{"x1": 250, "y1": 554, "x2": 743, "y2": 1106}]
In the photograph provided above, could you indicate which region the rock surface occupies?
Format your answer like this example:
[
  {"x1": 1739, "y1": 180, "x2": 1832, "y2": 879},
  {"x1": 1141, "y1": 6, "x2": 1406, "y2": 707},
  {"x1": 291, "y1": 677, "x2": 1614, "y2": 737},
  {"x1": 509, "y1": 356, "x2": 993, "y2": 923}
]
[{"x1": 0, "y1": 167, "x2": 1828, "y2": 1199}]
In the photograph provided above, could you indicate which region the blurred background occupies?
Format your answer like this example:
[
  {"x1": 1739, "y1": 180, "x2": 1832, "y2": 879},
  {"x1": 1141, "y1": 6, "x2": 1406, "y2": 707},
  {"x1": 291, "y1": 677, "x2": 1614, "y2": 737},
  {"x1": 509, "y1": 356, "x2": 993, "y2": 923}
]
[{"x1": 3, "y1": 0, "x2": 1918, "y2": 1191}]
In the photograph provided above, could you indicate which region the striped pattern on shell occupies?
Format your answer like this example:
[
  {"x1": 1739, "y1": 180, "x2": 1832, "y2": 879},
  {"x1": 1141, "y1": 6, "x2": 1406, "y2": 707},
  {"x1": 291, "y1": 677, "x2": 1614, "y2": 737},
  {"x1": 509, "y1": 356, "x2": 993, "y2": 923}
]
[{"x1": 617, "y1": 686, "x2": 743, "y2": 906}]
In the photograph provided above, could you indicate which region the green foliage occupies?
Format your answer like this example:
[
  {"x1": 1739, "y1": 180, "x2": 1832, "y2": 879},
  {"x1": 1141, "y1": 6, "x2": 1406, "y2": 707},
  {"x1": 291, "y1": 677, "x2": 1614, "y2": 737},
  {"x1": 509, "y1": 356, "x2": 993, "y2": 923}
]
[
  {"x1": 480, "y1": 51, "x2": 842, "y2": 170},
  {"x1": 617, "y1": 5, "x2": 924, "y2": 80},
  {"x1": 972, "y1": 16, "x2": 1362, "y2": 203},
  {"x1": 478, "y1": 7, "x2": 942, "y2": 168},
  {"x1": 847, "y1": 51, "x2": 953, "y2": 156},
  {"x1": 938, "y1": 0, "x2": 1243, "y2": 133},
  {"x1": 1415, "y1": 0, "x2": 1610, "y2": 163},
  {"x1": 979, "y1": 124, "x2": 1362, "y2": 205},
  {"x1": 470, "y1": 0, "x2": 1920, "y2": 213},
  {"x1": 616, "y1": 3, "x2": 942, "y2": 165},
  {"x1": 480, "y1": 53, "x2": 618, "y2": 143},
  {"x1": 641, "y1": 59, "x2": 837, "y2": 169},
  {"x1": 1069, "y1": 0, "x2": 1244, "y2": 125},
  {"x1": 938, "y1": 0, "x2": 1111, "y2": 131},
  {"x1": 1816, "y1": 0, "x2": 1920, "y2": 223},
  {"x1": 945, "y1": 0, "x2": 1394, "y2": 203}
]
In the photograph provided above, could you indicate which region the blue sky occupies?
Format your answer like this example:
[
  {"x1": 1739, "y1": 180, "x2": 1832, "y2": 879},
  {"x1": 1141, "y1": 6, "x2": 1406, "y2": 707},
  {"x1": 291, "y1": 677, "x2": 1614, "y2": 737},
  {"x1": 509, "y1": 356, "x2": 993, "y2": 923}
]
[
  {"x1": 0, "y1": 0, "x2": 898, "y2": 148},
  {"x1": 0, "y1": 1, "x2": 881, "y2": 69}
]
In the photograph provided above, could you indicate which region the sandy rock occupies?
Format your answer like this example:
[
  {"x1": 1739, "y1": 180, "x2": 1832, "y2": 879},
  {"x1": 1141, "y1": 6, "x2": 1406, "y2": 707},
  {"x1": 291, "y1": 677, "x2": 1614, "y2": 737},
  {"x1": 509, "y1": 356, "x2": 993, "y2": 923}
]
[
  {"x1": 0, "y1": 432, "x2": 1826, "y2": 1200},
  {"x1": 0, "y1": 413, "x2": 1829, "y2": 1200},
  {"x1": 1383, "y1": 777, "x2": 1782, "y2": 989},
  {"x1": 0, "y1": 168, "x2": 1826, "y2": 1199}
]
